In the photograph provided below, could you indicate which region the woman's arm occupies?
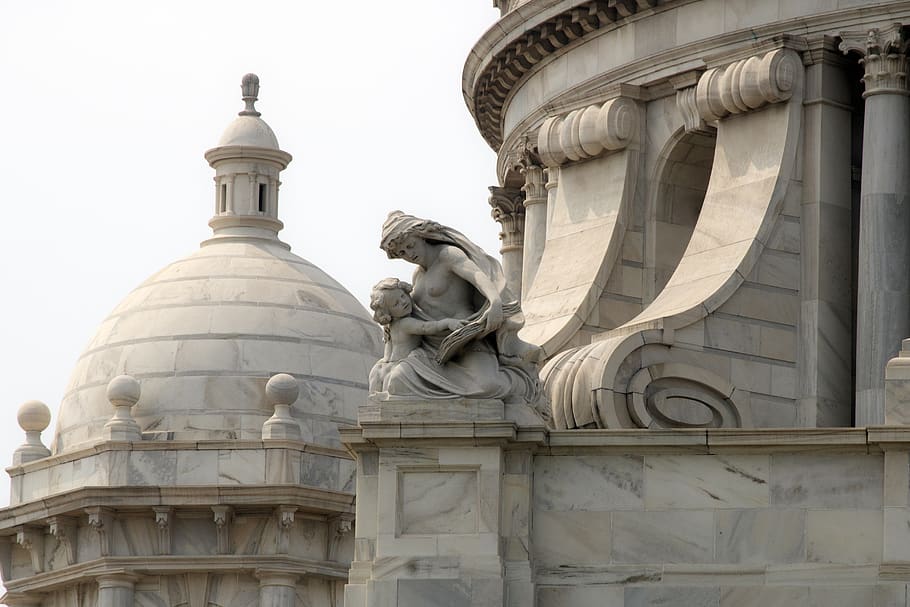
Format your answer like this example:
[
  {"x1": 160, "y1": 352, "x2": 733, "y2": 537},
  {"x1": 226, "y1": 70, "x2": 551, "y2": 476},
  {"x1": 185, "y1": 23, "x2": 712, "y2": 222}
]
[
  {"x1": 398, "y1": 316, "x2": 464, "y2": 335},
  {"x1": 439, "y1": 246, "x2": 504, "y2": 332}
]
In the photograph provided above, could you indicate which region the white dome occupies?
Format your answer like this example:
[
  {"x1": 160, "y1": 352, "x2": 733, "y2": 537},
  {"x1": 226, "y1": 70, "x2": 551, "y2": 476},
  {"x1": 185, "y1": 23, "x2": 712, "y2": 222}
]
[
  {"x1": 54, "y1": 239, "x2": 382, "y2": 453},
  {"x1": 217, "y1": 115, "x2": 280, "y2": 149}
]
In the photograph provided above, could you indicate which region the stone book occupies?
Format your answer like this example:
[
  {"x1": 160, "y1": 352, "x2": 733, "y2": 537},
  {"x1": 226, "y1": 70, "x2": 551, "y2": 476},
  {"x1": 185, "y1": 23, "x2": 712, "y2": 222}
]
[{"x1": 435, "y1": 301, "x2": 521, "y2": 364}]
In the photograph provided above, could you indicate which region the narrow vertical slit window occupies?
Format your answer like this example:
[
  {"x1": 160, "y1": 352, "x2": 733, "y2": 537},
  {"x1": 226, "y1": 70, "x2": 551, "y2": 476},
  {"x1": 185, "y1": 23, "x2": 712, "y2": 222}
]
[
  {"x1": 220, "y1": 183, "x2": 227, "y2": 213},
  {"x1": 258, "y1": 183, "x2": 267, "y2": 213}
]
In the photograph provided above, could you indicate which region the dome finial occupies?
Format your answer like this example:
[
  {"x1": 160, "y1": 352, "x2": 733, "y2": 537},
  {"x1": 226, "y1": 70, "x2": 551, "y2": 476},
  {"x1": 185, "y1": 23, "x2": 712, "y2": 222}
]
[{"x1": 239, "y1": 73, "x2": 261, "y2": 117}]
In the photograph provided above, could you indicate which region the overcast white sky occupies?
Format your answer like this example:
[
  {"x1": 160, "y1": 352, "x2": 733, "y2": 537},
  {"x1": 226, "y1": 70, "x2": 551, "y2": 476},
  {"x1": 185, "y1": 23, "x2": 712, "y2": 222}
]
[{"x1": 0, "y1": 2, "x2": 501, "y2": 510}]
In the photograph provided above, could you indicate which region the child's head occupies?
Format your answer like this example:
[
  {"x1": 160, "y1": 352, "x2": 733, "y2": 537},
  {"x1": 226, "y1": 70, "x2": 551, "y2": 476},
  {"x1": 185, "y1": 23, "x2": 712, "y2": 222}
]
[{"x1": 370, "y1": 278, "x2": 413, "y2": 325}]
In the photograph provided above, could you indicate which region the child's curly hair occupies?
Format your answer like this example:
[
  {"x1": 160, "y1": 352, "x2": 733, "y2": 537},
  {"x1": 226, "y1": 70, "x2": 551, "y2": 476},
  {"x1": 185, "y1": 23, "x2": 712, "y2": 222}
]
[{"x1": 369, "y1": 278, "x2": 413, "y2": 339}]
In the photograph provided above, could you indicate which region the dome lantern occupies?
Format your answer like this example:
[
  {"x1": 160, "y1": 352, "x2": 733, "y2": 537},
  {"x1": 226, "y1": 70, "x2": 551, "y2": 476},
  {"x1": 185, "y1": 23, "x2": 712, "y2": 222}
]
[{"x1": 203, "y1": 74, "x2": 293, "y2": 247}]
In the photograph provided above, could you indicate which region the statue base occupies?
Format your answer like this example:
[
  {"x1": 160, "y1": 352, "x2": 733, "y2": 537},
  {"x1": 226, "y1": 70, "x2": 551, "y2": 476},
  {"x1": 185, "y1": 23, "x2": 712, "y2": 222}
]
[
  {"x1": 359, "y1": 397, "x2": 505, "y2": 423},
  {"x1": 342, "y1": 399, "x2": 545, "y2": 607}
]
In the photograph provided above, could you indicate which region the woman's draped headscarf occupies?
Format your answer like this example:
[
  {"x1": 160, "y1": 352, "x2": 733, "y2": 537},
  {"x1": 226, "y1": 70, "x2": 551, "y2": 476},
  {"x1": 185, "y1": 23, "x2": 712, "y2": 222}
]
[{"x1": 380, "y1": 210, "x2": 516, "y2": 304}]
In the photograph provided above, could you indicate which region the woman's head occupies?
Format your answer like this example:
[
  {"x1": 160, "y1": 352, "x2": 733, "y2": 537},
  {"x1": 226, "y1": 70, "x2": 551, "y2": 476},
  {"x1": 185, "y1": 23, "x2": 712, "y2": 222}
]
[
  {"x1": 369, "y1": 278, "x2": 413, "y2": 325},
  {"x1": 380, "y1": 211, "x2": 449, "y2": 262}
]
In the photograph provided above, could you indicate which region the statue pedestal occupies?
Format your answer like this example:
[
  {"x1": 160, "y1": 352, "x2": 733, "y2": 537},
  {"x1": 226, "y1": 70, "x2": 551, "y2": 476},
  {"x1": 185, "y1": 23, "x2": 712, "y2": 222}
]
[{"x1": 341, "y1": 398, "x2": 546, "y2": 607}]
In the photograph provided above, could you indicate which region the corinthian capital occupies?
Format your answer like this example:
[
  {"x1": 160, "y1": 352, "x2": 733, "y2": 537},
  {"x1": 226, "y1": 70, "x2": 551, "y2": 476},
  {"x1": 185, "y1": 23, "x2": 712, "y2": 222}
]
[
  {"x1": 489, "y1": 186, "x2": 525, "y2": 252},
  {"x1": 840, "y1": 24, "x2": 909, "y2": 96}
]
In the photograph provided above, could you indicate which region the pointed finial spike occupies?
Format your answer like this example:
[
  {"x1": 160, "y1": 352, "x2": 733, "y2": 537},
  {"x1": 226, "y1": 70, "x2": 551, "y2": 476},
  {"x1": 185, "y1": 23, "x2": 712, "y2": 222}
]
[{"x1": 239, "y1": 73, "x2": 261, "y2": 117}]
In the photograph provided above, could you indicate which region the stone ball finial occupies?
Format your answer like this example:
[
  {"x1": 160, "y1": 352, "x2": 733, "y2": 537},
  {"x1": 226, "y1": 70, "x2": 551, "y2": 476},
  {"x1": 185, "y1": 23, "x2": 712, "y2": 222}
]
[
  {"x1": 266, "y1": 373, "x2": 299, "y2": 406},
  {"x1": 13, "y1": 400, "x2": 51, "y2": 465},
  {"x1": 17, "y1": 400, "x2": 51, "y2": 433},
  {"x1": 107, "y1": 374, "x2": 141, "y2": 408},
  {"x1": 263, "y1": 374, "x2": 301, "y2": 441},
  {"x1": 239, "y1": 73, "x2": 261, "y2": 117},
  {"x1": 104, "y1": 375, "x2": 141, "y2": 442}
]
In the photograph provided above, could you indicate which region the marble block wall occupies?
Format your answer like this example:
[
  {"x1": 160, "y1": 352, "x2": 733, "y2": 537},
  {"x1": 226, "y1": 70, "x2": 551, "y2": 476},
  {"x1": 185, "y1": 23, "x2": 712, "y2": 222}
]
[{"x1": 532, "y1": 430, "x2": 910, "y2": 607}]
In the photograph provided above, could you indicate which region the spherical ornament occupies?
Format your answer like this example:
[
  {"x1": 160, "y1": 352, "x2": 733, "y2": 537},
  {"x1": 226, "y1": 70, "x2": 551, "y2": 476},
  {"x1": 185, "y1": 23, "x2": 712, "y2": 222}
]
[
  {"x1": 17, "y1": 400, "x2": 51, "y2": 432},
  {"x1": 266, "y1": 373, "x2": 299, "y2": 406},
  {"x1": 106, "y1": 375, "x2": 141, "y2": 408}
]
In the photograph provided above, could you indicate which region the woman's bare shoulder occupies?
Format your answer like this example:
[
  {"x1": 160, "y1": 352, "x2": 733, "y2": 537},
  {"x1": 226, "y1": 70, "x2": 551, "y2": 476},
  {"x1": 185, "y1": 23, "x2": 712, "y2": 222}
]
[{"x1": 436, "y1": 244, "x2": 469, "y2": 265}]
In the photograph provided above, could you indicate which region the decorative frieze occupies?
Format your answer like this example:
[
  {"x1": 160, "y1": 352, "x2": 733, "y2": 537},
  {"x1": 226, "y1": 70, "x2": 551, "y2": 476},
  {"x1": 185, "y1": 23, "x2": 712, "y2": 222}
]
[
  {"x1": 489, "y1": 186, "x2": 526, "y2": 253},
  {"x1": 537, "y1": 96, "x2": 639, "y2": 167},
  {"x1": 695, "y1": 48, "x2": 799, "y2": 122},
  {"x1": 840, "y1": 23, "x2": 909, "y2": 96}
]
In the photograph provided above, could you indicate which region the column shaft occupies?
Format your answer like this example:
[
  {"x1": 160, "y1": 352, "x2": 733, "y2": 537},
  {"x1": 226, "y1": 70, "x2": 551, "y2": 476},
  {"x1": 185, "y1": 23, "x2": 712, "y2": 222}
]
[
  {"x1": 520, "y1": 165, "x2": 550, "y2": 302},
  {"x1": 842, "y1": 26, "x2": 910, "y2": 425}
]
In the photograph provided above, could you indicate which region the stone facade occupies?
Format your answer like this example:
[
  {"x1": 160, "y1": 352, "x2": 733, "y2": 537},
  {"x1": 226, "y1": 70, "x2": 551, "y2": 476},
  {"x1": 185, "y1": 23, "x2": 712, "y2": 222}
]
[
  {"x1": 10, "y1": 2, "x2": 910, "y2": 607},
  {"x1": 344, "y1": 1, "x2": 910, "y2": 606}
]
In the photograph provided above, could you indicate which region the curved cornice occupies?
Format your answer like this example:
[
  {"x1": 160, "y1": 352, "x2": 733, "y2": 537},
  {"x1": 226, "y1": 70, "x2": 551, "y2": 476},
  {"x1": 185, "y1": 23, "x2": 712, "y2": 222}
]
[
  {"x1": 464, "y1": 0, "x2": 910, "y2": 151},
  {"x1": 463, "y1": 0, "x2": 676, "y2": 150}
]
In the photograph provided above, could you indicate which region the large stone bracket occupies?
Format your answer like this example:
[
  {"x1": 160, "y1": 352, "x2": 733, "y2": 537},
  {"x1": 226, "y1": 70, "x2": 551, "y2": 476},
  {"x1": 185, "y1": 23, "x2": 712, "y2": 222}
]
[{"x1": 542, "y1": 47, "x2": 804, "y2": 429}]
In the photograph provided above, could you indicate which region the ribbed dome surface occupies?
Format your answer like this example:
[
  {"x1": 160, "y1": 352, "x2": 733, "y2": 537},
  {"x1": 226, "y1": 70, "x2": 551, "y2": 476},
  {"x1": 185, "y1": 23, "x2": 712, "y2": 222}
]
[{"x1": 54, "y1": 239, "x2": 381, "y2": 454}]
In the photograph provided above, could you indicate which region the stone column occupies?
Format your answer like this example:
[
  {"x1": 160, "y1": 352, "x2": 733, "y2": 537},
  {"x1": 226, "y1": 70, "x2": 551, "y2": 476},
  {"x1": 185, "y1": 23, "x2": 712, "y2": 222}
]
[
  {"x1": 520, "y1": 162, "x2": 547, "y2": 302},
  {"x1": 489, "y1": 186, "x2": 525, "y2": 297},
  {"x1": 97, "y1": 573, "x2": 138, "y2": 607},
  {"x1": 256, "y1": 570, "x2": 298, "y2": 607},
  {"x1": 841, "y1": 25, "x2": 910, "y2": 425},
  {"x1": 797, "y1": 37, "x2": 854, "y2": 427}
]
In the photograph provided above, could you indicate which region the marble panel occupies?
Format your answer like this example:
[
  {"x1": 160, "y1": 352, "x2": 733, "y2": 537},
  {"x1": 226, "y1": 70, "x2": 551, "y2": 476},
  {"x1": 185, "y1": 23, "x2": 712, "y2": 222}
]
[
  {"x1": 171, "y1": 517, "x2": 217, "y2": 555},
  {"x1": 538, "y1": 585, "x2": 623, "y2": 607},
  {"x1": 626, "y1": 586, "x2": 719, "y2": 607},
  {"x1": 675, "y1": 0, "x2": 724, "y2": 45},
  {"x1": 399, "y1": 470, "x2": 478, "y2": 535},
  {"x1": 612, "y1": 511, "x2": 714, "y2": 563},
  {"x1": 807, "y1": 509, "x2": 882, "y2": 564},
  {"x1": 884, "y1": 451, "x2": 909, "y2": 507},
  {"x1": 175, "y1": 449, "x2": 219, "y2": 485},
  {"x1": 534, "y1": 455, "x2": 643, "y2": 511},
  {"x1": 720, "y1": 586, "x2": 807, "y2": 607},
  {"x1": 715, "y1": 509, "x2": 805, "y2": 564},
  {"x1": 532, "y1": 510, "x2": 611, "y2": 567},
  {"x1": 300, "y1": 453, "x2": 341, "y2": 490},
  {"x1": 264, "y1": 448, "x2": 301, "y2": 484},
  {"x1": 397, "y1": 579, "x2": 470, "y2": 607},
  {"x1": 874, "y1": 584, "x2": 908, "y2": 607},
  {"x1": 807, "y1": 586, "x2": 875, "y2": 607},
  {"x1": 217, "y1": 449, "x2": 264, "y2": 484},
  {"x1": 128, "y1": 450, "x2": 177, "y2": 485},
  {"x1": 723, "y1": 0, "x2": 779, "y2": 30},
  {"x1": 884, "y1": 508, "x2": 910, "y2": 561},
  {"x1": 771, "y1": 454, "x2": 883, "y2": 508},
  {"x1": 634, "y1": 9, "x2": 677, "y2": 59},
  {"x1": 730, "y1": 358, "x2": 772, "y2": 393},
  {"x1": 643, "y1": 455, "x2": 769, "y2": 509},
  {"x1": 722, "y1": 284, "x2": 798, "y2": 326}
]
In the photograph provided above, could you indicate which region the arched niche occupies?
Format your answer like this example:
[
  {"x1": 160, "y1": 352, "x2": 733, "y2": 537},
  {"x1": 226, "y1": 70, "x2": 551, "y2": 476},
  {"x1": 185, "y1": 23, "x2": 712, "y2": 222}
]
[{"x1": 646, "y1": 128, "x2": 716, "y2": 302}]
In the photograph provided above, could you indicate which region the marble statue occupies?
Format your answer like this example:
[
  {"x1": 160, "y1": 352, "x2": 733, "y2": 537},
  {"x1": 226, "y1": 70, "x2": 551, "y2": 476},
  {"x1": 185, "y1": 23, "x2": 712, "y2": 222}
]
[{"x1": 369, "y1": 211, "x2": 541, "y2": 404}]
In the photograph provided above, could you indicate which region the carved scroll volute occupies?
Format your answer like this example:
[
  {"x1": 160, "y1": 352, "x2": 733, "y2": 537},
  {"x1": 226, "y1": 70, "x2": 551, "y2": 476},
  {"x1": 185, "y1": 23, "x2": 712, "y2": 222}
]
[
  {"x1": 538, "y1": 115, "x2": 567, "y2": 167},
  {"x1": 696, "y1": 48, "x2": 799, "y2": 122},
  {"x1": 537, "y1": 97, "x2": 639, "y2": 167}
]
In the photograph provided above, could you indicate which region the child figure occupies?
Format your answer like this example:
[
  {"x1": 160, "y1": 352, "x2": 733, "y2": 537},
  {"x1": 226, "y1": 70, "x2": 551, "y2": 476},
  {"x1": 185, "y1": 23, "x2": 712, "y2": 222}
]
[{"x1": 368, "y1": 277, "x2": 464, "y2": 394}]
